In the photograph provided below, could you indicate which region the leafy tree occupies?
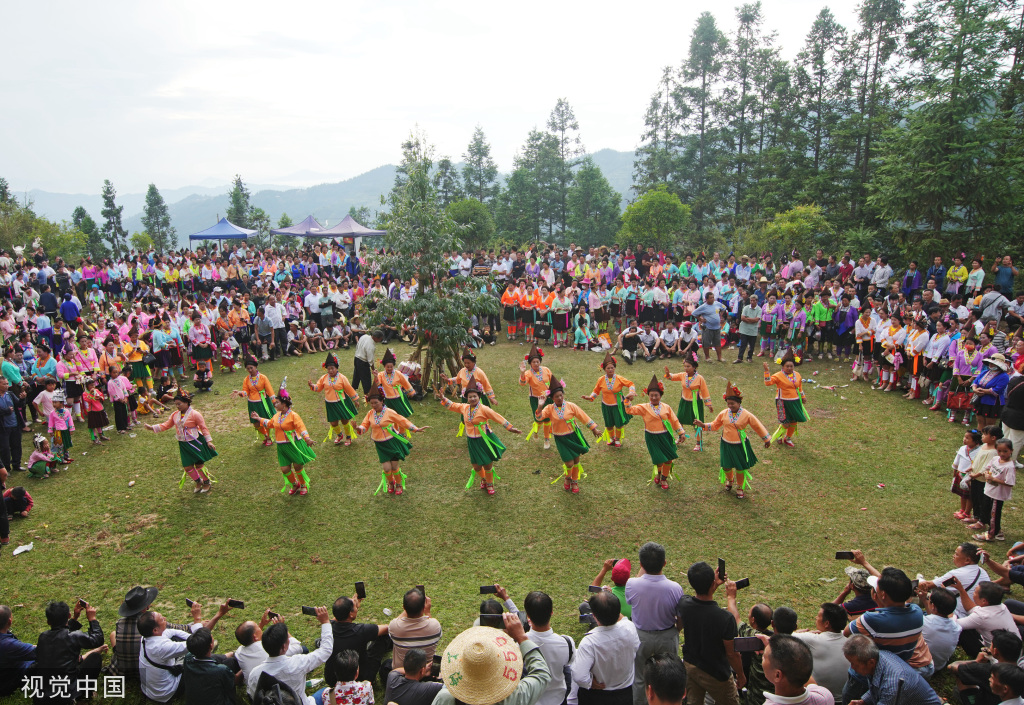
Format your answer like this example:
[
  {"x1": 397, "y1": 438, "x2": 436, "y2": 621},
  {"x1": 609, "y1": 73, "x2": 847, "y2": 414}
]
[
  {"x1": 274, "y1": 212, "x2": 298, "y2": 249},
  {"x1": 0, "y1": 192, "x2": 35, "y2": 253},
  {"x1": 566, "y1": 157, "x2": 621, "y2": 247},
  {"x1": 367, "y1": 130, "x2": 499, "y2": 387},
  {"x1": 141, "y1": 184, "x2": 176, "y2": 253},
  {"x1": 0, "y1": 177, "x2": 10, "y2": 204},
  {"x1": 618, "y1": 185, "x2": 691, "y2": 250},
  {"x1": 519, "y1": 129, "x2": 562, "y2": 239},
  {"x1": 348, "y1": 205, "x2": 374, "y2": 225},
  {"x1": 33, "y1": 219, "x2": 88, "y2": 262},
  {"x1": 72, "y1": 206, "x2": 106, "y2": 259},
  {"x1": 100, "y1": 179, "x2": 127, "y2": 256},
  {"x1": 462, "y1": 126, "x2": 499, "y2": 204},
  {"x1": 494, "y1": 168, "x2": 541, "y2": 244},
  {"x1": 248, "y1": 207, "x2": 272, "y2": 250},
  {"x1": 130, "y1": 232, "x2": 155, "y2": 252},
  {"x1": 446, "y1": 198, "x2": 495, "y2": 251},
  {"x1": 226, "y1": 174, "x2": 252, "y2": 228},
  {"x1": 433, "y1": 157, "x2": 464, "y2": 207},
  {"x1": 547, "y1": 98, "x2": 585, "y2": 233},
  {"x1": 751, "y1": 204, "x2": 834, "y2": 255}
]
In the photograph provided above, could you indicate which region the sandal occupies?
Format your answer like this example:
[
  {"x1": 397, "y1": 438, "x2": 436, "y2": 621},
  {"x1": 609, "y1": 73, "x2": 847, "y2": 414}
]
[
  {"x1": 570, "y1": 481, "x2": 580, "y2": 494},
  {"x1": 736, "y1": 490, "x2": 746, "y2": 499},
  {"x1": 288, "y1": 486, "x2": 300, "y2": 495},
  {"x1": 974, "y1": 532, "x2": 994, "y2": 542},
  {"x1": 334, "y1": 437, "x2": 344, "y2": 445},
  {"x1": 564, "y1": 478, "x2": 571, "y2": 491},
  {"x1": 343, "y1": 438, "x2": 352, "y2": 447},
  {"x1": 200, "y1": 482, "x2": 211, "y2": 494},
  {"x1": 298, "y1": 486, "x2": 308, "y2": 496},
  {"x1": 724, "y1": 483, "x2": 732, "y2": 492},
  {"x1": 485, "y1": 483, "x2": 495, "y2": 495}
]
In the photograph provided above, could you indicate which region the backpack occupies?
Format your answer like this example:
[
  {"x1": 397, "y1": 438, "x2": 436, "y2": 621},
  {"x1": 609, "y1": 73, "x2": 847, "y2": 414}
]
[{"x1": 253, "y1": 671, "x2": 303, "y2": 705}]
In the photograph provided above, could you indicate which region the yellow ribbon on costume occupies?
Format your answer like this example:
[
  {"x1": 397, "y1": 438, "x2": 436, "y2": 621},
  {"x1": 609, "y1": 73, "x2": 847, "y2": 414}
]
[
  {"x1": 324, "y1": 425, "x2": 335, "y2": 443},
  {"x1": 525, "y1": 421, "x2": 539, "y2": 441},
  {"x1": 456, "y1": 421, "x2": 465, "y2": 438}
]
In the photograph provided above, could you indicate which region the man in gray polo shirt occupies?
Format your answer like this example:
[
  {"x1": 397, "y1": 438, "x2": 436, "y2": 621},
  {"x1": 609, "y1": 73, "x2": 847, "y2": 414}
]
[{"x1": 626, "y1": 542, "x2": 685, "y2": 705}]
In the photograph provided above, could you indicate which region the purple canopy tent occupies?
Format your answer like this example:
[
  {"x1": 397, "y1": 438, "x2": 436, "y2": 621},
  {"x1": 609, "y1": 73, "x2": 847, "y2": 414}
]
[
  {"x1": 316, "y1": 215, "x2": 386, "y2": 238},
  {"x1": 270, "y1": 214, "x2": 326, "y2": 238}
]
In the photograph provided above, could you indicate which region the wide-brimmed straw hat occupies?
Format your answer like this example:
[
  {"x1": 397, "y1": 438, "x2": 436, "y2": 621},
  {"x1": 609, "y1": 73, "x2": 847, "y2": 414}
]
[
  {"x1": 987, "y1": 353, "x2": 1009, "y2": 371},
  {"x1": 440, "y1": 626, "x2": 523, "y2": 705}
]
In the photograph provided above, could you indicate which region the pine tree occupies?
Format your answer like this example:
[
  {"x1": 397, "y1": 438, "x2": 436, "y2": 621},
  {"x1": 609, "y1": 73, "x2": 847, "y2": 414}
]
[
  {"x1": 567, "y1": 158, "x2": 621, "y2": 247},
  {"x1": 72, "y1": 206, "x2": 106, "y2": 259},
  {"x1": 461, "y1": 126, "x2": 499, "y2": 204},
  {"x1": 547, "y1": 98, "x2": 585, "y2": 234},
  {"x1": 100, "y1": 180, "x2": 127, "y2": 256},
  {"x1": 433, "y1": 157, "x2": 465, "y2": 207},
  {"x1": 225, "y1": 174, "x2": 252, "y2": 228},
  {"x1": 634, "y1": 68, "x2": 686, "y2": 195},
  {"x1": 141, "y1": 184, "x2": 176, "y2": 253}
]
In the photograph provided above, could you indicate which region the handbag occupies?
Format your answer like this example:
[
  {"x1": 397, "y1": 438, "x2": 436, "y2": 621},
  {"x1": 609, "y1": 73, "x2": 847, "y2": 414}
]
[
  {"x1": 947, "y1": 391, "x2": 973, "y2": 410},
  {"x1": 141, "y1": 352, "x2": 157, "y2": 367},
  {"x1": 535, "y1": 322, "x2": 551, "y2": 340}
]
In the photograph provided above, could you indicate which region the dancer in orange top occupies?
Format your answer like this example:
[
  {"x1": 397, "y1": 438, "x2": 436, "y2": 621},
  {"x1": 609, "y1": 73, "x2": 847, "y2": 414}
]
[
  {"x1": 582, "y1": 352, "x2": 635, "y2": 448},
  {"x1": 377, "y1": 349, "x2": 415, "y2": 420},
  {"x1": 436, "y1": 376, "x2": 521, "y2": 496},
  {"x1": 356, "y1": 386, "x2": 429, "y2": 495},
  {"x1": 625, "y1": 375, "x2": 685, "y2": 490},
  {"x1": 501, "y1": 283, "x2": 520, "y2": 340},
  {"x1": 448, "y1": 348, "x2": 497, "y2": 407},
  {"x1": 251, "y1": 396, "x2": 316, "y2": 496},
  {"x1": 520, "y1": 283, "x2": 538, "y2": 342},
  {"x1": 664, "y1": 353, "x2": 711, "y2": 452},
  {"x1": 230, "y1": 356, "x2": 276, "y2": 446},
  {"x1": 763, "y1": 350, "x2": 809, "y2": 448},
  {"x1": 535, "y1": 377, "x2": 600, "y2": 494},
  {"x1": 308, "y1": 352, "x2": 360, "y2": 446},
  {"x1": 146, "y1": 391, "x2": 217, "y2": 494},
  {"x1": 695, "y1": 382, "x2": 772, "y2": 499},
  {"x1": 519, "y1": 343, "x2": 553, "y2": 449}
]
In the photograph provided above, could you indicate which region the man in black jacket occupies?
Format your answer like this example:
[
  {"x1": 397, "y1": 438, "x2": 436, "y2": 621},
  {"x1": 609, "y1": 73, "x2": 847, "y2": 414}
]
[
  {"x1": 326, "y1": 593, "x2": 391, "y2": 687},
  {"x1": 33, "y1": 599, "x2": 105, "y2": 704}
]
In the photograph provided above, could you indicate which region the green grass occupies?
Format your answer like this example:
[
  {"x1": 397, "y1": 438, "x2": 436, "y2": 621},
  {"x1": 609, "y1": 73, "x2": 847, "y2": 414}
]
[{"x1": 0, "y1": 341, "x2": 993, "y2": 703}]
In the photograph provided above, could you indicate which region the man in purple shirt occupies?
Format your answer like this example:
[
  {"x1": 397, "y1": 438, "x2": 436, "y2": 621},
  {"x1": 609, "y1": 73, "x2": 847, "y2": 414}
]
[{"x1": 626, "y1": 542, "x2": 685, "y2": 705}]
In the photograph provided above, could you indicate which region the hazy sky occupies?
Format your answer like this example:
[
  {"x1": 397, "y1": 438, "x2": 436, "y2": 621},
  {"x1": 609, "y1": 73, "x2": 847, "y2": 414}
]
[{"x1": 2, "y1": 0, "x2": 860, "y2": 195}]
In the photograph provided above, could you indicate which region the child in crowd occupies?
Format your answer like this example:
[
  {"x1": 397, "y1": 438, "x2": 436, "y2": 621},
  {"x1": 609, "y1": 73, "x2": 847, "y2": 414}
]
[
  {"x1": 965, "y1": 425, "x2": 1002, "y2": 533},
  {"x1": 138, "y1": 388, "x2": 166, "y2": 417},
  {"x1": 107, "y1": 365, "x2": 133, "y2": 433},
  {"x1": 255, "y1": 307, "x2": 274, "y2": 360},
  {"x1": 975, "y1": 438, "x2": 1016, "y2": 542},
  {"x1": 156, "y1": 374, "x2": 178, "y2": 405},
  {"x1": 27, "y1": 435, "x2": 57, "y2": 478},
  {"x1": 953, "y1": 429, "x2": 982, "y2": 520},
  {"x1": 220, "y1": 337, "x2": 237, "y2": 373},
  {"x1": 3, "y1": 486, "x2": 33, "y2": 519},
  {"x1": 47, "y1": 390, "x2": 75, "y2": 464},
  {"x1": 81, "y1": 378, "x2": 110, "y2": 445},
  {"x1": 318, "y1": 650, "x2": 373, "y2": 705},
  {"x1": 287, "y1": 322, "x2": 307, "y2": 356},
  {"x1": 32, "y1": 377, "x2": 57, "y2": 426}
]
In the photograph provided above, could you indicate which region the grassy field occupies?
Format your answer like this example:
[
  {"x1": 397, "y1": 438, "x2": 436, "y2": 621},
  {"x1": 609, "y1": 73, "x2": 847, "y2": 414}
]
[{"x1": 0, "y1": 339, "x2": 995, "y2": 703}]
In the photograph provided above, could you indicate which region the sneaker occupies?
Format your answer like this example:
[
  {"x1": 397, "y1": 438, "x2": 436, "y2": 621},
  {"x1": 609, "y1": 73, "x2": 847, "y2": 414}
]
[
  {"x1": 612, "y1": 440, "x2": 621, "y2": 448},
  {"x1": 624, "y1": 353, "x2": 633, "y2": 365},
  {"x1": 782, "y1": 438, "x2": 795, "y2": 448},
  {"x1": 733, "y1": 359, "x2": 743, "y2": 364},
  {"x1": 543, "y1": 439, "x2": 551, "y2": 450},
  {"x1": 995, "y1": 532, "x2": 1006, "y2": 541}
]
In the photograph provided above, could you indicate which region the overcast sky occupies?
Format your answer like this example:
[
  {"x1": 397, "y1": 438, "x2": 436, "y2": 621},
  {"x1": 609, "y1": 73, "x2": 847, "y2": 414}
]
[{"x1": 2, "y1": 0, "x2": 860, "y2": 195}]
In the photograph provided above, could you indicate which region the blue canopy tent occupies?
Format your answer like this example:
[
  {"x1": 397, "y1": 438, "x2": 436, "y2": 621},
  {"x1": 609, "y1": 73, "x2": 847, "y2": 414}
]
[
  {"x1": 188, "y1": 217, "x2": 257, "y2": 241},
  {"x1": 270, "y1": 214, "x2": 325, "y2": 238}
]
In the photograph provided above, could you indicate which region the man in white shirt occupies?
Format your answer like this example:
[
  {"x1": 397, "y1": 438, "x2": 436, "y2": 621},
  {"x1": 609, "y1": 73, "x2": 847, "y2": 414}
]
[
  {"x1": 234, "y1": 609, "x2": 305, "y2": 686},
  {"x1": 949, "y1": 579, "x2": 1019, "y2": 650},
  {"x1": 761, "y1": 635, "x2": 835, "y2": 705},
  {"x1": 137, "y1": 601, "x2": 234, "y2": 703},
  {"x1": 571, "y1": 591, "x2": 640, "y2": 705},
  {"x1": 917, "y1": 543, "x2": 990, "y2": 618},
  {"x1": 303, "y1": 288, "x2": 322, "y2": 328},
  {"x1": 459, "y1": 252, "x2": 474, "y2": 277},
  {"x1": 870, "y1": 256, "x2": 894, "y2": 288},
  {"x1": 264, "y1": 294, "x2": 287, "y2": 359},
  {"x1": 794, "y1": 603, "x2": 849, "y2": 701},
  {"x1": 919, "y1": 587, "x2": 962, "y2": 671},
  {"x1": 656, "y1": 322, "x2": 681, "y2": 358},
  {"x1": 524, "y1": 591, "x2": 576, "y2": 705},
  {"x1": 247, "y1": 606, "x2": 333, "y2": 705}
]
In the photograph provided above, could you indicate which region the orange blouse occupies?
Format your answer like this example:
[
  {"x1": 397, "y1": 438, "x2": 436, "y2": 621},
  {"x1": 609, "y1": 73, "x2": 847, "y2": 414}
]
[
  {"x1": 666, "y1": 372, "x2": 710, "y2": 402},
  {"x1": 377, "y1": 368, "x2": 414, "y2": 400},
  {"x1": 589, "y1": 374, "x2": 635, "y2": 405},
  {"x1": 535, "y1": 401, "x2": 597, "y2": 436},
  {"x1": 357, "y1": 407, "x2": 416, "y2": 441},
  {"x1": 764, "y1": 370, "x2": 802, "y2": 400},
  {"x1": 536, "y1": 292, "x2": 556, "y2": 314},
  {"x1": 520, "y1": 366, "x2": 553, "y2": 397},
  {"x1": 242, "y1": 373, "x2": 276, "y2": 402},
  {"x1": 624, "y1": 402, "x2": 683, "y2": 434},
  {"x1": 453, "y1": 366, "x2": 495, "y2": 401},
  {"x1": 257, "y1": 409, "x2": 311, "y2": 444},
  {"x1": 705, "y1": 408, "x2": 770, "y2": 444},
  {"x1": 313, "y1": 373, "x2": 358, "y2": 403},
  {"x1": 440, "y1": 398, "x2": 512, "y2": 438}
]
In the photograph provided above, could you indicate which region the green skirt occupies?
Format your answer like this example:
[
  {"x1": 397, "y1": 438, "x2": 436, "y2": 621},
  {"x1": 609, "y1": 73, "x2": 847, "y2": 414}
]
[
  {"x1": 720, "y1": 438, "x2": 758, "y2": 471},
  {"x1": 779, "y1": 398, "x2": 809, "y2": 424},
  {"x1": 191, "y1": 345, "x2": 214, "y2": 360},
  {"x1": 326, "y1": 398, "x2": 357, "y2": 423},
  {"x1": 554, "y1": 431, "x2": 589, "y2": 463},
  {"x1": 938, "y1": 368, "x2": 953, "y2": 383},
  {"x1": 275, "y1": 440, "x2": 317, "y2": 467},
  {"x1": 600, "y1": 401, "x2": 630, "y2": 428},
  {"x1": 678, "y1": 397, "x2": 705, "y2": 426},
  {"x1": 248, "y1": 399, "x2": 273, "y2": 426},
  {"x1": 385, "y1": 393, "x2": 414, "y2": 417},
  {"x1": 58, "y1": 429, "x2": 73, "y2": 450},
  {"x1": 179, "y1": 437, "x2": 218, "y2": 467},
  {"x1": 645, "y1": 431, "x2": 678, "y2": 465},
  {"x1": 129, "y1": 361, "x2": 151, "y2": 380},
  {"x1": 530, "y1": 396, "x2": 550, "y2": 423},
  {"x1": 375, "y1": 436, "x2": 411, "y2": 463},
  {"x1": 467, "y1": 432, "x2": 506, "y2": 465}
]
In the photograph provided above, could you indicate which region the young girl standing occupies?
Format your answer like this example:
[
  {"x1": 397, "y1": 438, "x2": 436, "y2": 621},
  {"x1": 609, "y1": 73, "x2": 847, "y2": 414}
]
[
  {"x1": 107, "y1": 364, "x2": 133, "y2": 434},
  {"x1": 664, "y1": 355, "x2": 711, "y2": 452},
  {"x1": 965, "y1": 425, "x2": 1002, "y2": 533},
  {"x1": 952, "y1": 429, "x2": 982, "y2": 521},
  {"x1": 47, "y1": 391, "x2": 75, "y2": 464},
  {"x1": 695, "y1": 382, "x2": 772, "y2": 499},
  {"x1": 81, "y1": 378, "x2": 110, "y2": 445},
  {"x1": 764, "y1": 352, "x2": 809, "y2": 447},
  {"x1": 519, "y1": 344, "x2": 553, "y2": 449},
  {"x1": 976, "y1": 438, "x2": 1017, "y2": 542}
]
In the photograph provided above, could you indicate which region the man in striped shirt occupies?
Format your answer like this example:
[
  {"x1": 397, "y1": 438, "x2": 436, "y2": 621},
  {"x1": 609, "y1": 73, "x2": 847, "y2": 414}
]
[{"x1": 388, "y1": 589, "x2": 442, "y2": 669}]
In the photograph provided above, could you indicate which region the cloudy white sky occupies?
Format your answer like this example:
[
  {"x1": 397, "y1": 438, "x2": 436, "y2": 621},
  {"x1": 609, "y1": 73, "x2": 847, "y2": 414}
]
[{"x1": 2, "y1": 0, "x2": 860, "y2": 195}]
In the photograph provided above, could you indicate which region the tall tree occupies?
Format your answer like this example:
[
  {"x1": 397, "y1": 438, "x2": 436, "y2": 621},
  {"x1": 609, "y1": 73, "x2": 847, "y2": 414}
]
[
  {"x1": 248, "y1": 207, "x2": 272, "y2": 250},
  {"x1": 433, "y1": 157, "x2": 464, "y2": 207},
  {"x1": 618, "y1": 185, "x2": 691, "y2": 251},
  {"x1": 679, "y1": 13, "x2": 729, "y2": 230},
  {"x1": 566, "y1": 157, "x2": 621, "y2": 247},
  {"x1": 446, "y1": 198, "x2": 496, "y2": 250},
  {"x1": 546, "y1": 98, "x2": 585, "y2": 233},
  {"x1": 461, "y1": 126, "x2": 499, "y2": 204},
  {"x1": 72, "y1": 205, "x2": 106, "y2": 259},
  {"x1": 141, "y1": 184, "x2": 176, "y2": 253},
  {"x1": 634, "y1": 67, "x2": 686, "y2": 194},
  {"x1": 225, "y1": 174, "x2": 252, "y2": 228},
  {"x1": 100, "y1": 179, "x2": 127, "y2": 256},
  {"x1": 494, "y1": 168, "x2": 542, "y2": 244},
  {"x1": 274, "y1": 212, "x2": 298, "y2": 249},
  {"x1": 0, "y1": 177, "x2": 10, "y2": 204}
]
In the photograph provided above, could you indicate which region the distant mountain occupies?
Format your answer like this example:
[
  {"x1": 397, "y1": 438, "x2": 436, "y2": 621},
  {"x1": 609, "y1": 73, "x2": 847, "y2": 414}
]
[{"x1": 20, "y1": 150, "x2": 639, "y2": 242}]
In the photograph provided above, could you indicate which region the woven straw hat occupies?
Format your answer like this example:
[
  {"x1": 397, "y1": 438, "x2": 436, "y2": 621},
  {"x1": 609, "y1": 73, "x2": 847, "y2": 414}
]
[{"x1": 439, "y1": 626, "x2": 523, "y2": 705}]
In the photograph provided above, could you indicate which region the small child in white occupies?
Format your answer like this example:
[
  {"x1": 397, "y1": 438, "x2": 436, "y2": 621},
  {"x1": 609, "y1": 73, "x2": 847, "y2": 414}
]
[
  {"x1": 976, "y1": 438, "x2": 1016, "y2": 543},
  {"x1": 952, "y1": 429, "x2": 981, "y2": 521}
]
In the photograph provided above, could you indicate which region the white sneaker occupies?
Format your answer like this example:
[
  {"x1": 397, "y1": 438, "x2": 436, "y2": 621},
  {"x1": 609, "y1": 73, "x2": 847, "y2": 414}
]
[{"x1": 544, "y1": 439, "x2": 551, "y2": 450}]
